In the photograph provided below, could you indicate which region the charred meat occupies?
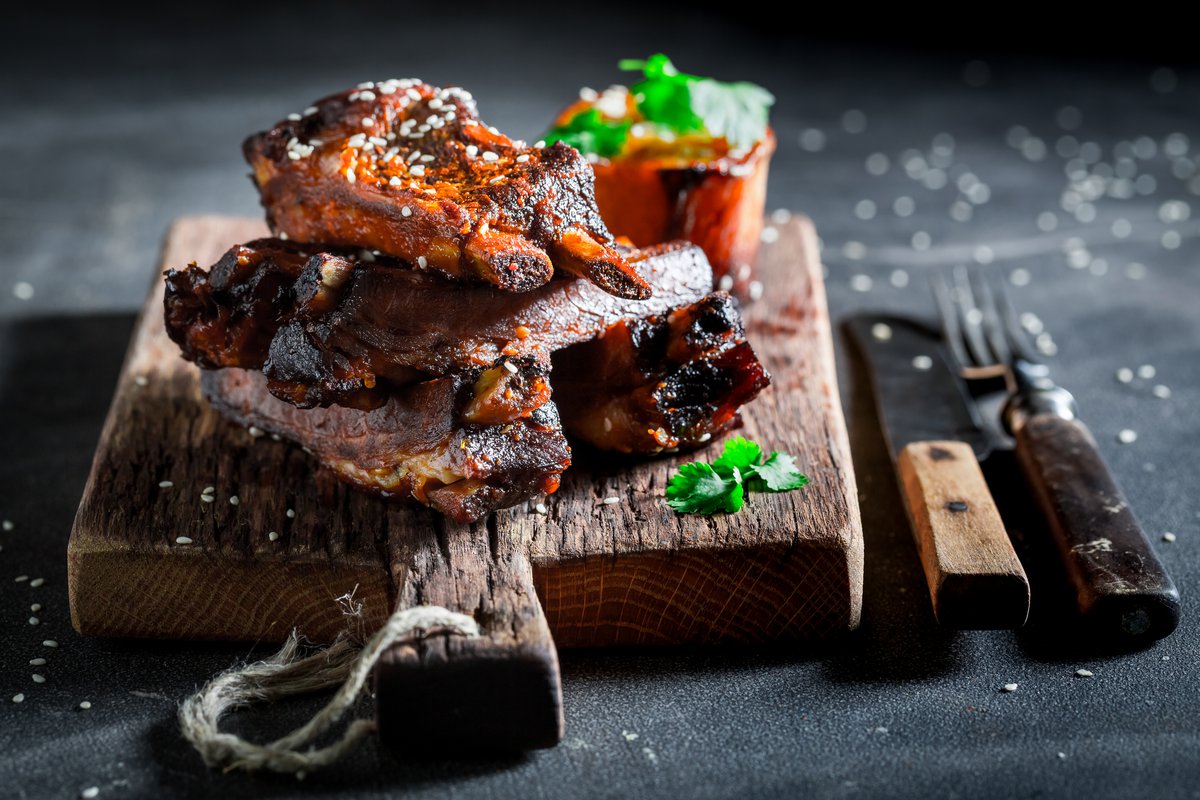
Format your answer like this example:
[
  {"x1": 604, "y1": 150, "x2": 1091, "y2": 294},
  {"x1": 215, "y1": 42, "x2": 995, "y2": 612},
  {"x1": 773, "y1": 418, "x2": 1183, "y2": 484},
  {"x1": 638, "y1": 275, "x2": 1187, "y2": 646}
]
[
  {"x1": 552, "y1": 292, "x2": 770, "y2": 454},
  {"x1": 165, "y1": 238, "x2": 712, "y2": 409},
  {"x1": 245, "y1": 80, "x2": 650, "y2": 298},
  {"x1": 201, "y1": 358, "x2": 567, "y2": 524}
]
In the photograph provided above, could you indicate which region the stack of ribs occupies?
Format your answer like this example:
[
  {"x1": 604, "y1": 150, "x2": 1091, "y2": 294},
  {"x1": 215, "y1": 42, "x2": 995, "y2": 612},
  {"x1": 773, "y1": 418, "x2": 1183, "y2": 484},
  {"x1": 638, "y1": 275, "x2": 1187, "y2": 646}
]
[{"x1": 164, "y1": 80, "x2": 770, "y2": 523}]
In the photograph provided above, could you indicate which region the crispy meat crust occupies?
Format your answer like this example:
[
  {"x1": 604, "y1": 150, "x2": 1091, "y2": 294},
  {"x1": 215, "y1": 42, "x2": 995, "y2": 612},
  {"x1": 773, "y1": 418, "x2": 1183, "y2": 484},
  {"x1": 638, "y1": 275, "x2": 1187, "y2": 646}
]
[
  {"x1": 552, "y1": 292, "x2": 770, "y2": 454},
  {"x1": 201, "y1": 361, "x2": 568, "y2": 523},
  {"x1": 245, "y1": 79, "x2": 650, "y2": 298},
  {"x1": 164, "y1": 238, "x2": 712, "y2": 409}
]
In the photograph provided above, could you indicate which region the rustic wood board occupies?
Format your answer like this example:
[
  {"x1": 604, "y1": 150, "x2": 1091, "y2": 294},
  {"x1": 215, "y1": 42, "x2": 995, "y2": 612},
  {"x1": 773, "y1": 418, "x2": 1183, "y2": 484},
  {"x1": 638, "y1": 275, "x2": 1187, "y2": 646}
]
[{"x1": 68, "y1": 214, "x2": 862, "y2": 650}]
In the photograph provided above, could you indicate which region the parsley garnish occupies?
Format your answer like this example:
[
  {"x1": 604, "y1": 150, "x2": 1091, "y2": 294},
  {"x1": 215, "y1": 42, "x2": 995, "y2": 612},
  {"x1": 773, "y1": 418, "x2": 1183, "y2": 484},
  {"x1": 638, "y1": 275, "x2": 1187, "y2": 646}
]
[
  {"x1": 544, "y1": 54, "x2": 774, "y2": 157},
  {"x1": 666, "y1": 437, "x2": 808, "y2": 515}
]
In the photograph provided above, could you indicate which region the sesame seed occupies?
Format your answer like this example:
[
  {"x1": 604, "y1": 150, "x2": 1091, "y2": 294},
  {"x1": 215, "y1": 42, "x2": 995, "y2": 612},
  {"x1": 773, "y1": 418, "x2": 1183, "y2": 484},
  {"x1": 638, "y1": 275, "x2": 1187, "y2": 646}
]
[
  {"x1": 43, "y1": 640, "x2": 57, "y2": 648},
  {"x1": 1117, "y1": 429, "x2": 1138, "y2": 444},
  {"x1": 82, "y1": 788, "x2": 99, "y2": 799},
  {"x1": 133, "y1": 375, "x2": 149, "y2": 387},
  {"x1": 29, "y1": 577, "x2": 43, "y2": 587},
  {"x1": 229, "y1": 495, "x2": 240, "y2": 506},
  {"x1": 516, "y1": 154, "x2": 530, "y2": 163},
  {"x1": 304, "y1": 106, "x2": 318, "y2": 116},
  {"x1": 1162, "y1": 532, "x2": 1177, "y2": 543},
  {"x1": 1074, "y1": 668, "x2": 1094, "y2": 678},
  {"x1": 29, "y1": 604, "x2": 40, "y2": 613},
  {"x1": 28, "y1": 617, "x2": 38, "y2": 625},
  {"x1": 79, "y1": 701, "x2": 92, "y2": 709},
  {"x1": 849, "y1": 275, "x2": 873, "y2": 292},
  {"x1": 1116, "y1": 368, "x2": 1134, "y2": 384},
  {"x1": 1153, "y1": 385, "x2": 1171, "y2": 399},
  {"x1": 389, "y1": 176, "x2": 402, "y2": 187},
  {"x1": 361, "y1": 118, "x2": 375, "y2": 128},
  {"x1": 158, "y1": 480, "x2": 174, "y2": 488},
  {"x1": 31, "y1": 674, "x2": 45, "y2": 684},
  {"x1": 287, "y1": 113, "x2": 301, "y2": 121},
  {"x1": 13, "y1": 281, "x2": 34, "y2": 300},
  {"x1": 1136, "y1": 364, "x2": 1156, "y2": 379},
  {"x1": 535, "y1": 503, "x2": 548, "y2": 515},
  {"x1": 1, "y1": 519, "x2": 12, "y2": 531},
  {"x1": 175, "y1": 536, "x2": 193, "y2": 545},
  {"x1": 15, "y1": 575, "x2": 28, "y2": 583},
  {"x1": 401, "y1": 206, "x2": 412, "y2": 217},
  {"x1": 748, "y1": 280, "x2": 764, "y2": 301},
  {"x1": 912, "y1": 355, "x2": 934, "y2": 371},
  {"x1": 503, "y1": 361, "x2": 519, "y2": 374},
  {"x1": 286, "y1": 508, "x2": 296, "y2": 518},
  {"x1": 410, "y1": 165, "x2": 426, "y2": 177},
  {"x1": 30, "y1": 657, "x2": 45, "y2": 666},
  {"x1": 761, "y1": 226, "x2": 780, "y2": 244},
  {"x1": 248, "y1": 426, "x2": 264, "y2": 439},
  {"x1": 12, "y1": 694, "x2": 24, "y2": 703},
  {"x1": 200, "y1": 495, "x2": 214, "y2": 503},
  {"x1": 1001, "y1": 683, "x2": 1018, "y2": 693},
  {"x1": 268, "y1": 531, "x2": 279, "y2": 542},
  {"x1": 344, "y1": 168, "x2": 356, "y2": 184},
  {"x1": 601, "y1": 497, "x2": 620, "y2": 505},
  {"x1": 871, "y1": 323, "x2": 893, "y2": 341},
  {"x1": 278, "y1": 232, "x2": 289, "y2": 241},
  {"x1": 417, "y1": 256, "x2": 428, "y2": 268},
  {"x1": 482, "y1": 151, "x2": 499, "y2": 162}
]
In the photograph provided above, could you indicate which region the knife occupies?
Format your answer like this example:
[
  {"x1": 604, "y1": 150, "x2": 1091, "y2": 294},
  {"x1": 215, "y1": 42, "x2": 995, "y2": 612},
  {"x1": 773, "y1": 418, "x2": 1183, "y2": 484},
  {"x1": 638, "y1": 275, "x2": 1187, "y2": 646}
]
[{"x1": 847, "y1": 315, "x2": 1031, "y2": 629}]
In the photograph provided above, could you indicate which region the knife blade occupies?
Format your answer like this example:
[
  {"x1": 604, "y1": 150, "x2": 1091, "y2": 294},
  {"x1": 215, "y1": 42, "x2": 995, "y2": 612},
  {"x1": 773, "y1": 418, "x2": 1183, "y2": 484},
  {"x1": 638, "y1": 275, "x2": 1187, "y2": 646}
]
[{"x1": 847, "y1": 315, "x2": 1030, "y2": 629}]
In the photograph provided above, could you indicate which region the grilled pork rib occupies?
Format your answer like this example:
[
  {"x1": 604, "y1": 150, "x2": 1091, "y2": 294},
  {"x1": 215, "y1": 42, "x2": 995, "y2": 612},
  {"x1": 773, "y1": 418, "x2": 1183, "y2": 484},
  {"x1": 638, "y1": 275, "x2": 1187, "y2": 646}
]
[
  {"x1": 553, "y1": 292, "x2": 770, "y2": 454},
  {"x1": 201, "y1": 359, "x2": 568, "y2": 523},
  {"x1": 245, "y1": 79, "x2": 650, "y2": 298},
  {"x1": 164, "y1": 238, "x2": 712, "y2": 409}
]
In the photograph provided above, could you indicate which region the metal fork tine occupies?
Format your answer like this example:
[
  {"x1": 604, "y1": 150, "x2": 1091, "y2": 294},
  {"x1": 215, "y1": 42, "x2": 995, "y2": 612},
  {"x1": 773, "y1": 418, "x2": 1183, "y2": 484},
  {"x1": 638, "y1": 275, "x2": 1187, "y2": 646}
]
[
  {"x1": 931, "y1": 271, "x2": 973, "y2": 369},
  {"x1": 951, "y1": 265, "x2": 996, "y2": 367},
  {"x1": 967, "y1": 267, "x2": 1013, "y2": 366},
  {"x1": 992, "y1": 277, "x2": 1042, "y2": 364}
]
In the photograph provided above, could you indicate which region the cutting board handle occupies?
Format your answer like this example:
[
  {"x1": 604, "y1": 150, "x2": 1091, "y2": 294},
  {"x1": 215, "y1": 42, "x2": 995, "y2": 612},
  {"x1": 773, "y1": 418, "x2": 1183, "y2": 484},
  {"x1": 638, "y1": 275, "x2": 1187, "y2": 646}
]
[{"x1": 373, "y1": 517, "x2": 563, "y2": 752}]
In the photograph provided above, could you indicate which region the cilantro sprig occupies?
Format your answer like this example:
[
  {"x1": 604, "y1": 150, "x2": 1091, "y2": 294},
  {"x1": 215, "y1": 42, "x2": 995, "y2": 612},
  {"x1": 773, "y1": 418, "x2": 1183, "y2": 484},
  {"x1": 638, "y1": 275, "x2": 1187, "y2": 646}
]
[
  {"x1": 544, "y1": 54, "x2": 774, "y2": 158},
  {"x1": 666, "y1": 437, "x2": 808, "y2": 515}
]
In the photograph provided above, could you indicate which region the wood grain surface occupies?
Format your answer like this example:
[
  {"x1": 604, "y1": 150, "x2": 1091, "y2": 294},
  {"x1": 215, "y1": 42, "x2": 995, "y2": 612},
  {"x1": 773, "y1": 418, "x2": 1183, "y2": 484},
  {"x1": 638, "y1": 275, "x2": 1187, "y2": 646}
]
[
  {"x1": 68, "y1": 214, "x2": 863, "y2": 649},
  {"x1": 897, "y1": 440, "x2": 1030, "y2": 629}
]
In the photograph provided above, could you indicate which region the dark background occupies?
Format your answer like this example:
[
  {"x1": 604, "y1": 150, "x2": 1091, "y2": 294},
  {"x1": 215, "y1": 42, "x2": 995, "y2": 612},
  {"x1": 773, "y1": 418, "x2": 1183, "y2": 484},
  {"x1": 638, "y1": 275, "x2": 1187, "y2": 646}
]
[{"x1": 2, "y1": 6, "x2": 1198, "y2": 799}]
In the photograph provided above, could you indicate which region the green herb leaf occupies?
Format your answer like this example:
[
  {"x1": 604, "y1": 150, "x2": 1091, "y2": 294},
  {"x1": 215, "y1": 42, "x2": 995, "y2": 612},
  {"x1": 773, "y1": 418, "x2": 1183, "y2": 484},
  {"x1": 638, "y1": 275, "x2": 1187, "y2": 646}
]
[
  {"x1": 666, "y1": 462, "x2": 743, "y2": 515},
  {"x1": 711, "y1": 436, "x2": 763, "y2": 475},
  {"x1": 543, "y1": 108, "x2": 631, "y2": 159},
  {"x1": 747, "y1": 451, "x2": 810, "y2": 493},
  {"x1": 666, "y1": 437, "x2": 807, "y2": 515}
]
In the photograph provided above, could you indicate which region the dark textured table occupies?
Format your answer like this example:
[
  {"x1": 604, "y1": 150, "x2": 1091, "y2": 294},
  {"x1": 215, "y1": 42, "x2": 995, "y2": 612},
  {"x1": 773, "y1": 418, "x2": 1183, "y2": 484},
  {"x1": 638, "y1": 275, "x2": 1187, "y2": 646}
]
[{"x1": 3, "y1": 9, "x2": 1198, "y2": 799}]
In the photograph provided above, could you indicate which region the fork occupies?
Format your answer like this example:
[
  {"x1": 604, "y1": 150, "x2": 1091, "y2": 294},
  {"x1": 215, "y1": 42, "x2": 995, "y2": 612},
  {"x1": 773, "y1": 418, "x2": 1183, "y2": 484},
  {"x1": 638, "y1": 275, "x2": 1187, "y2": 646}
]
[{"x1": 933, "y1": 266, "x2": 1180, "y2": 642}]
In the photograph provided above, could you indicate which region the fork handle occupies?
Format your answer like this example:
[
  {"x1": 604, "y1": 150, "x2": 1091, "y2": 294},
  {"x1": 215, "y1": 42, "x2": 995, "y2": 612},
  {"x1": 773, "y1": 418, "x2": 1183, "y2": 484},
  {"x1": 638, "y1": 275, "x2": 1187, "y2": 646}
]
[{"x1": 1011, "y1": 411, "x2": 1180, "y2": 641}]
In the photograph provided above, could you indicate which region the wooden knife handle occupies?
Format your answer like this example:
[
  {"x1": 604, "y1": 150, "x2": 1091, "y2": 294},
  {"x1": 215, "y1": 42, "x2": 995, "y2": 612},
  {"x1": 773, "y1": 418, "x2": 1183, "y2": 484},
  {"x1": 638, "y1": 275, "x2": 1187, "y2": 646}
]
[
  {"x1": 897, "y1": 440, "x2": 1031, "y2": 629},
  {"x1": 1012, "y1": 412, "x2": 1180, "y2": 641},
  {"x1": 373, "y1": 515, "x2": 563, "y2": 753}
]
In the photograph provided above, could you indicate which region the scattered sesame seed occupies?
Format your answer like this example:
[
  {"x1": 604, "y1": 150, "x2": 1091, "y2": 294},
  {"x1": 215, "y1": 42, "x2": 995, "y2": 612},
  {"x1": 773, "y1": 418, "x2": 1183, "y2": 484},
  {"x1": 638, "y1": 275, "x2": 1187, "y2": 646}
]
[
  {"x1": 29, "y1": 577, "x2": 44, "y2": 588},
  {"x1": 31, "y1": 674, "x2": 45, "y2": 684},
  {"x1": 601, "y1": 497, "x2": 621, "y2": 506},
  {"x1": 13, "y1": 282, "x2": 34, "y2": 300},
  {"x1": 1075, "y1": 669, "x2": 1094, "y2": 678},
  {"x1": 760, "y1": 226, "x2": 780, "y2": 244},
  {"x1": 1117, "y1": 429, "x2": 1138, "y2": 444},
  {"x1": 28, "y1": 617, "x2": 39, "y2": 625},
  {"x1": 248, "y1": 426, "x2": 264, "y2": 438},
  {"x1": 912, "y1": 355, "x2": 934, "y2": 371},
  {"x1": 849, "y1": 274, "x2": 873, "y2": 292},
  {"x1": 175, "y1": 536, "x2": 193, "y2": 546},
  {"x1": 1116, "y1": 368, "x2": 1134, "y2": 384},
  {"x1": 286, "y1": 508, "x2": 296, "y2": 519},
  {"x1": 279, "y1": 232, "x2": 289, "y2": 241},
  {"x1": 401, "y1": 206, "x2": 412, "y2": 217},
  {"x1": 133, "y1": 376, "x2": 148, "y2": 387},
  {"x1": 79, "y1": 701, "x2": 92, "y2": 709},
  {"x1": 1009, "y1": 268, "x2": 1031, "y2": 287},
  {"x1": 287, "y1": 113, "x2": 302, "y2": 121},
  {"x1": 200, "y1": 495, "x2": 214, "y2": 504},
  {"x1": 29, "y1": 658, "x2": 45, "y2": 666},
  {"x1": 1001, "y1": 683, "x2": 1018, "y2": 693},
  {"x1": 482, "y1": 151, "x2": 499, "y2": 162},
  {"x1": 1136, "y1": 364, "x2": 1156, "y2": 379},
  {"x1": 268, "y1": 531, "x2": 279, "y2": 542},
  {"x1": 890, "y1": 270, "x2": 910, "y2": 288},
  {"x1": 2, "y1": 519, "x2": 12, "y2": 531},
  {"x1": 12, "y1": 694, "x2": 24, "y2": 703},
  {"x1": 229, "y1": 495, "x2": 240, "y2": 506},
  {"x1": 748, "y1": 281, "x2": 764, "y2": 301},
  {"x1": 417, "y1": 256, "x2": 428, "y2": 269},
  {"x1": 503, "y1": 361, "x2": 519, "y2": 374},
  {"x1": 871, "y1": 323, "x2": 893, "y2": 341},
  {"x1": 43, "y1": 640, "x2": 57, "y2": 648},
  {"x1": 15, "y1": 575, "x2": 29, "y2": 583},
  {"x1": 389, "y1": 176, "x2": 402, "y2": 187},
  {"x1": 1162, "y1": 532, "x2": 1177, "y2": 543},
  {"x1": 344, "y1": 168, "x2": 356, "y2": 184},
  {"x1": 158, "y1": 480, "x2": 174, "y2": 488},
  {"x1": 410, "y1": 165, "x2": 426, "y2": 177},
  {"x1": 516, "y1": 154, "x2": 530, "y2": 163},
  {"x1": 1152, "y1": 385, "x2": 1171, "y2": 399},
  {"x1": 81, "y1": 788, "x2": 99, "y2": 799}
]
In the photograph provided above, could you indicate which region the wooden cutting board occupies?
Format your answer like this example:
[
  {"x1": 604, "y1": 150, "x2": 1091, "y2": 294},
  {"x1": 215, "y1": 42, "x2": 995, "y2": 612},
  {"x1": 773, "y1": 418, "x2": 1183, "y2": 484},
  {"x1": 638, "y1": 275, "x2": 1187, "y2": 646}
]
[{"x1": 68, "y1": 214, "x2": 862, "y2": 751}]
